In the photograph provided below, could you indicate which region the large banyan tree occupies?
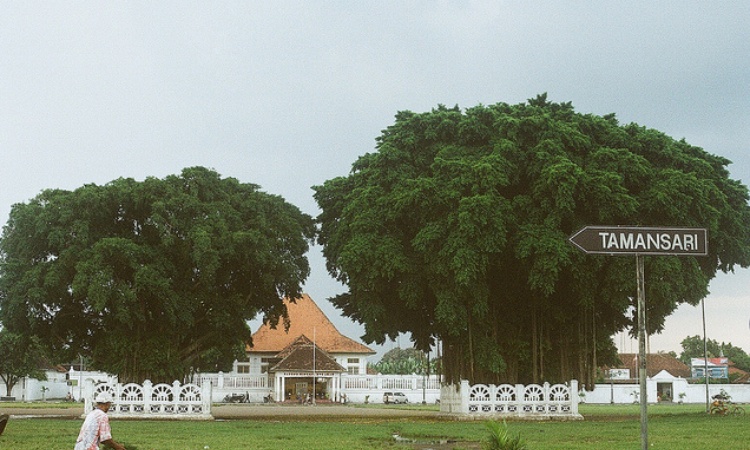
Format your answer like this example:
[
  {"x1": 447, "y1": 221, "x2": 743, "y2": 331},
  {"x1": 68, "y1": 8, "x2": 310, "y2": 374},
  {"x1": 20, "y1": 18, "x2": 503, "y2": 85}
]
[
  {"x1": 0, "y1": 167, "x2": 315, "y2": 383},
  {"x1": 314, "y1": 95, "x2": 750, "y2": 387}
]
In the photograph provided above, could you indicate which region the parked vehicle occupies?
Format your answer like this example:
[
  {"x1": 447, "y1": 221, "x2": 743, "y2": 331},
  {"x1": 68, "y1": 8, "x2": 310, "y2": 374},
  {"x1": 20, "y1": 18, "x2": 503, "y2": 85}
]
[
  {"x1": 222, "y1": 392, "x2": 250, "y2": 403},
  {"x1": 383, "y1": 391, "x2": 408, "y2": 404}
]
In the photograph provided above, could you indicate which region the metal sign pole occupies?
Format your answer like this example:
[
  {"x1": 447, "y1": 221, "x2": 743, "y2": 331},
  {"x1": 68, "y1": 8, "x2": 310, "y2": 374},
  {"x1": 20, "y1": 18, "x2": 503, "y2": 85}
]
[
  {"x1": 568, "y1": 225, "x2": 709, "y2": 450},
  {"x1": 702, "y1": 299, "x2": 709, "y2": 412},
  {"x1": 636, "y1": 254, "x2": 648, "y2": 450}
]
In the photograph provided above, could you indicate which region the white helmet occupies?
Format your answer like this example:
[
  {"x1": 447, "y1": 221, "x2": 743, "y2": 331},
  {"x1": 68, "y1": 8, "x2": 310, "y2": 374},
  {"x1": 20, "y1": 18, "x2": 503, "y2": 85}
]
[{"x1": 94, "y1": 392, "x2": 113, "y2": 404}]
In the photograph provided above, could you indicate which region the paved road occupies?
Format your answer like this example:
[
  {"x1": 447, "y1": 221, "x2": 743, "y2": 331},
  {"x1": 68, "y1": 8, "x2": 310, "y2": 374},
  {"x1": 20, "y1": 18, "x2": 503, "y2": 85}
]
[
  {"x1": 2, "y1": 403, "x2": 443, "y2": 420},
  {"x1": 1, "y1": 406, "x2": 83, "y2": 419},
  {"x1": 213, "y1": 403, "x2": 441, "y2": 419}
]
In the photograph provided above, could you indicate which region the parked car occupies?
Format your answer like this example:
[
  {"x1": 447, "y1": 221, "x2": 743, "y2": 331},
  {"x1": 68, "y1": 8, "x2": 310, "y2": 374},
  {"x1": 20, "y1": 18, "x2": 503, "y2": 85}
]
[
  {"x1": 383, "y1": 391, "x2": 408, "y2": 404},
  {"x1": 222, "y1": 392, "x2": 250, "y2": 403}
]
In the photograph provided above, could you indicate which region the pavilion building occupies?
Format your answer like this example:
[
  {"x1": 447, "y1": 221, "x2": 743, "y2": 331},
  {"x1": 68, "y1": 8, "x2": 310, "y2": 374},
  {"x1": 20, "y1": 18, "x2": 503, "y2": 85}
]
[{"x1": 243, "y1": 294, "x2": 375, "y2": 402}]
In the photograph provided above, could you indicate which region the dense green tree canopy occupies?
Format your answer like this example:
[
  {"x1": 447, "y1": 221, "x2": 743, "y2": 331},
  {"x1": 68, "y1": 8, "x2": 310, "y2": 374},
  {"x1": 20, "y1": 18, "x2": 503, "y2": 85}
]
[
  {"x1": 314, "y1": 95, "x2": 750, "y2": 386},
  {"x1": 679, "y1": 335, "x2": 750, "y2": 374},
  {"x1": 0, "y1": 329, "x2": 47, "y2": 397},
  {"x1": 0, "y1": 167, "x2": 315, "y2": 383},
  {"x1": 371, "y1": 347, "x2": 437, "y2": 375}
]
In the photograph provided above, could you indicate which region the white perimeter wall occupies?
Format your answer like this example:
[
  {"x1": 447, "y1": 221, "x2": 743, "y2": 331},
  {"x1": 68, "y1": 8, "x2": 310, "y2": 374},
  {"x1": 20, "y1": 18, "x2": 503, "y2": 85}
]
[{"x1": 584, "y1": 377, "x2": 750, "y2": 404}]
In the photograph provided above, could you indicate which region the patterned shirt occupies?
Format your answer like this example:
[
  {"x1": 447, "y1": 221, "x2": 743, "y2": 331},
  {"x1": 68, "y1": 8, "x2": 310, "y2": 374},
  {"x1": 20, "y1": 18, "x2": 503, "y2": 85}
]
[{"x1": 74, "y1": 408, "x2": 112, "y2": 450}]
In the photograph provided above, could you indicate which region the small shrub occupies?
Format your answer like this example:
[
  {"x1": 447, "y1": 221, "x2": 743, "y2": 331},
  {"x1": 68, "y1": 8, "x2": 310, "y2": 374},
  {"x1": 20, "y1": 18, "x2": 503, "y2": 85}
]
[{"x1": 482, "y1": 420, "x2": 528, "y2": 450}]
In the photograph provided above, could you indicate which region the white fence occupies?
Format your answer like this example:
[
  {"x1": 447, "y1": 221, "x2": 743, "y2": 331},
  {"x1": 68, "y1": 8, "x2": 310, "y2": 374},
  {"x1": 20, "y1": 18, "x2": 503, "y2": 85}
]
[
  {"x1": 0, "y1": 369, "x2": 70, "y2": 401},
  {"x1": 441, "y1": 380, "x2": 582, "y2": 420},
  {"x1": 84, "y1": 380, "x2": 212, "y2": 419},
  {"x1": 340, "y1": 374, "x2": 441, "y2": 404},
  {"x1": 194, "y1": 372, "x2": 270, "y2": 403},
  {"x1": 0, "y1": 370, "x2": 84, "y2": 402}
]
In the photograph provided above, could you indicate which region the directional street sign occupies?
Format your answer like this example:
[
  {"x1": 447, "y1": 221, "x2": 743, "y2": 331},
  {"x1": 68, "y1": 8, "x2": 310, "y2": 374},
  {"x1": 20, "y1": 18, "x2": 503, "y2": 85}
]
[
  {"x1": 569, "y1": 224, "x2": 708, "y2": 450},
  {"x1": 569, "y1": 226, "x2": 708, "y2": 256}
]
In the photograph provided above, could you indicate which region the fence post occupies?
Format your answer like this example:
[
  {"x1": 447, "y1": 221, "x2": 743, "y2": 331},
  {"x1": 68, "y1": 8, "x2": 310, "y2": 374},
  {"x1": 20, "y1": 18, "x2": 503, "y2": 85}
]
[
  {"x1": 202, "y1": 382, "x2": 212, "y2": 415},
  {"x1": 460, "y1": 380, "x2": 470, "y2": 414},
  {"x1": 172, "y1": 381, "x2": 181, "y2": 412},
  {"x1": 116, "y1": 383, "x2": 124, "y2": 414},
  {"x1": 82, "y1": 379, "x2": 94, "y2": 415},
  {"x1": 143, "y1": 380, "x2": 153, "y2": 414},
  {"x1": 516, "y1": 384, "x2": 525, "y2": 417},
  {"x1": 570, "y1": 380, "x2": 579, "y2": 416}
]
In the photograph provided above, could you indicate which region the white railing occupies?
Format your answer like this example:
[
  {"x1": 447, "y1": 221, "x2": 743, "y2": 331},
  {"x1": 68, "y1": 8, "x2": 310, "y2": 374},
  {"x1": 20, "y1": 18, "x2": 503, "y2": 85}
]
[
  {"x1": 340, "y1": 374, "x2": 442, "y2": 404},
  {"x1": 342, "y1": 374, "x2": 441, "y2": 391},
  {"x1": 194, "y1": 373, "x2": 442, "y2": 403},
  {"x1": 197, "y1": 373, "x2": 268, "y2": 389},
  {"x1": 83, "y1": 380, "x2": 212, "y2": 419},
  {"x1": 441, "y1": 380, "x2": 582, "y2": 419},
  {"x1": 343, "y1": 376, "x2": 375, "y2": 390},
  {"x1": 382, "y1": 378, "x2": 416, "y2": 390}
]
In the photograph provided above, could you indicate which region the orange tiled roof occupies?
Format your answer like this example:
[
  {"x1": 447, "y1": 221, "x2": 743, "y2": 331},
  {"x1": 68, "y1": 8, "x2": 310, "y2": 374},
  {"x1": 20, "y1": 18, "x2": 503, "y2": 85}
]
[
  {"x1": 729, "y1": 366, "x2": 750, "y2": 383},
  {"x1": 248, "y1": 294, "x2": 375, "y2": 355},
  {"x1": 615, "y1": 353, "x2": 692, "y2": 378}
]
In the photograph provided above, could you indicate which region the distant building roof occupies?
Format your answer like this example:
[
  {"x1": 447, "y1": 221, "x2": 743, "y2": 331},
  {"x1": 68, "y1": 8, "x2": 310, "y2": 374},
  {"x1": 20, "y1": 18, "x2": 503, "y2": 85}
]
[
  {"x1": 690, "y1": 357, "x2": 729, "y2": 368},
  {"x1": 249, "y1": 294, "x2": 375, "y2": 355},
  {"x1": 613, "y1": 353, "x2": 691, "y2": 378},
  {"x1": 270, "y1": 335, "x2": 345, "y2": 373},
  {"x1": 729, "y1": 366, "x2": 750, "y2": 383}
]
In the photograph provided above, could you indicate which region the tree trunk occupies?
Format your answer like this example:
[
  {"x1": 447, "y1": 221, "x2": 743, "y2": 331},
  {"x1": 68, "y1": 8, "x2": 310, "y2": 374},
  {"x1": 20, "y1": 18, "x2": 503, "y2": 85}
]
[
  {"x1": 467, "y1": 313, "x2": 475, "y2": 383},
  {"x1": 1, "y1": 375, "x2": 18, "y2": 397},
  {"x1": 531, "y1": 302, "x2": 538, "y2": 384},
  {"x1": 539, "y1": 308, "x2": 546, "y2": 381},
  {"x1": 590, "y1": 303, "x2": 597, "y2": 391}
]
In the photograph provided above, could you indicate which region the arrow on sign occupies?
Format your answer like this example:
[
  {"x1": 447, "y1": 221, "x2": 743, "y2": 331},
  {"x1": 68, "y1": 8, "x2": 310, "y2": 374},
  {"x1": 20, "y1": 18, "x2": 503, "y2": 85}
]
[{"x1": 569, "y1": 226, "x2": 707, "y2": 256}]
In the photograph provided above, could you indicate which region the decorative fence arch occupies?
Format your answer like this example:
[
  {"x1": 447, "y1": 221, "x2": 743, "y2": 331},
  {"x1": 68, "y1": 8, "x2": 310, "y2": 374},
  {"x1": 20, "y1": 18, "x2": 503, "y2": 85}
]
[
  {"x1": 84, "y1": 380, "x2": 212, "y2": 419},
  {"x1": 441, "y1": 380, "x2": 582, "y2": 420}
]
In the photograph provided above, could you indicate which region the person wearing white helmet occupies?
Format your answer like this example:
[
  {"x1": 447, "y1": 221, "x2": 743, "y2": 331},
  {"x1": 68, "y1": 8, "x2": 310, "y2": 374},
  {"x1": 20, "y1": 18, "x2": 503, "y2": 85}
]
[{"x1": 74, "y1": 392, "x2": 126, "y2": 450}]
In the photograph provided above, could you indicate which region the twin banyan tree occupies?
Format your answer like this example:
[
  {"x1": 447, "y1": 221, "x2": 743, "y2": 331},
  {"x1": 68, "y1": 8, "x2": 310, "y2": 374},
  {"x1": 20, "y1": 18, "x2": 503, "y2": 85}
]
[{"x1": 313, "y1": 95, "x2": 750, "y2": 388}]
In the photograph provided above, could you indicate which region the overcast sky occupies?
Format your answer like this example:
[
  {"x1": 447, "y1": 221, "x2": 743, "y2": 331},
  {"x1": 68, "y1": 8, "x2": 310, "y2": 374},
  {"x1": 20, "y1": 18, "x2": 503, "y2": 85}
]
[{"x1": 2, "y1": 2, "x2": 749, "y2": 360}]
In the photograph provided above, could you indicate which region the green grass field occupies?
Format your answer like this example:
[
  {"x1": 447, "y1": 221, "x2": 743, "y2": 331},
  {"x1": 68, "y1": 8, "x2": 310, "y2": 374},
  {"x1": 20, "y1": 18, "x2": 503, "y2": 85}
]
[{"x1": 1, "y1": 403, "x2": 748, "y2": 449}]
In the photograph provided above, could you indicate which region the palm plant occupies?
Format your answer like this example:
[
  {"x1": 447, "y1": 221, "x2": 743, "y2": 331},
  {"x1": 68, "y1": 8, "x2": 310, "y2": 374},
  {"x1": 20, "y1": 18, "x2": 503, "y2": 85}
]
[{"x1": 482, "y1": 420, "x2": 528, "y2": 450}]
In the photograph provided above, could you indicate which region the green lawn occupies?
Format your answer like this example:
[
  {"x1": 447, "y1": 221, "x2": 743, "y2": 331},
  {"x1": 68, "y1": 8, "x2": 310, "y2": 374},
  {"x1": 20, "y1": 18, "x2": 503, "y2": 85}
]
[{"x1": 1, "y1": 403, "x2": 748, "y2": 449}]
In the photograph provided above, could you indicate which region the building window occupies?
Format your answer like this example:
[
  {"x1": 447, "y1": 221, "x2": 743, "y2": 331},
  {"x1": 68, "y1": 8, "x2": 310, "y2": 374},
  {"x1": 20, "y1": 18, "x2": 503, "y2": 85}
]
[
  {"x1": 347, "y1": 358, "x2": 360, "y2": 375},
  {"x1": 236, "y1": 363, "x2": 250, "y2": 374},
  {"x1": 261, "y1": 357, "x2": 277, "y2": 374}
]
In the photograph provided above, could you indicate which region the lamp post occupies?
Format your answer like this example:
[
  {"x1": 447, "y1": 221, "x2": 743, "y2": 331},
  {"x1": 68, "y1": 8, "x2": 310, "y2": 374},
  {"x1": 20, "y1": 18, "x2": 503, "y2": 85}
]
[
  {"x1": 422, "y1": 350, "x2": 428, "y2": 404},
  {"x1": 78, "y1": 354, "x2": 83, "y2": 401},
  {"x1": 312, "y1": 327, "x2": 316, "y2": 406},
  {"x1": 702, "y1": 298, "x2": 709, "y2": 413}
]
